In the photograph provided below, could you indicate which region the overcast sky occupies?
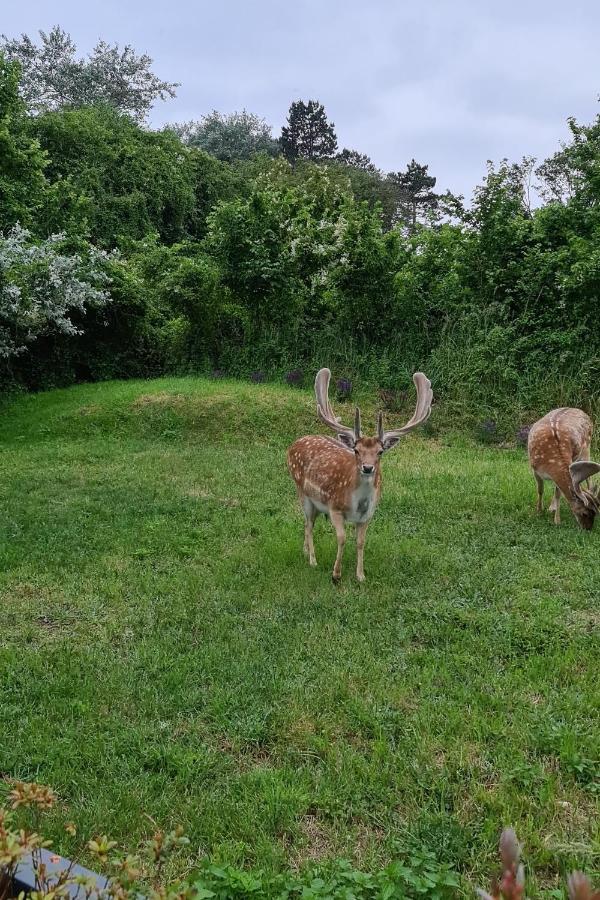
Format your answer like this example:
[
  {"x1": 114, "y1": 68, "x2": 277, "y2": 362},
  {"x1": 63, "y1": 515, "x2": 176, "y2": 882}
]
[{"x1": 3, "y1": 0, "x2": 600, "y2": 198}]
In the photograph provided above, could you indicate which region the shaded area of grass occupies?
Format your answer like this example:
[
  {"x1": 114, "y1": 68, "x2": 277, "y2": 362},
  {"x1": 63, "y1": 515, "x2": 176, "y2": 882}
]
[{"x1": 0, "y1": 377, "x2": 598, "y2": 894}]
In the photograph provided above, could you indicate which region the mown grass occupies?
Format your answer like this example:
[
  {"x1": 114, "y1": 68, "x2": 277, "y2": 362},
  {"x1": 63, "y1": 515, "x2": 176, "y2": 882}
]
[{"x1": 0, "y1": 377, "x2": 598, "y2": 895}]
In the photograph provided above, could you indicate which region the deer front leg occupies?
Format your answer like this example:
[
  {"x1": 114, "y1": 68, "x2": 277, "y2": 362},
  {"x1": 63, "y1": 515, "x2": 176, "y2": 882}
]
[
  {"x1": 302, "y1": 497, "x2": 318, "y2": 567},
  {"x1": 329, "y1": 510, "x2": 346, "y2": 583},
  {"x1": 549, "y1": 484, "x2": 561, "y2": 524},
  {"x1": 356, "y1": 521, "x2": 369, "y2": 582},
  {"x1": 534, "y1": 473, "x2": 544, "y2": 514}
]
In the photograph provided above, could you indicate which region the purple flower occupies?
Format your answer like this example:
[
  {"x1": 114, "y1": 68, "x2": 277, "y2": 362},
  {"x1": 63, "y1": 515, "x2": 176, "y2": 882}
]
[
  {"x1": 336, "y1": 377, "x2": 353, "y2": 400},
  {"x1": 211, "y1": 369, "x2": 225, "y2": 379},
  {"x1": 250, "y1": 371, "x2": 265, "y2": 383},
  {"x1": 285, "y1": 369, "x2": 303, "y2": 387},
  {"x1": 516, "y1": 424, "x2": 531, "y2": 447}
]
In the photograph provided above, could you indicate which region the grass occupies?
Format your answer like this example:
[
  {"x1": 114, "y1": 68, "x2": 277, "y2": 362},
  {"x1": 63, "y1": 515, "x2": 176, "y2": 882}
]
[{"x1": 0, "y1": 376, "x2": 598, "y2": 895}]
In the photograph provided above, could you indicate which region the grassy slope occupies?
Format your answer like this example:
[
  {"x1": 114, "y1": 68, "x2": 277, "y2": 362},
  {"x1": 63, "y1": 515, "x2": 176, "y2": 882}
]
[{"x1": 0, "y1": 377, "x2": 598, "y2": 892}]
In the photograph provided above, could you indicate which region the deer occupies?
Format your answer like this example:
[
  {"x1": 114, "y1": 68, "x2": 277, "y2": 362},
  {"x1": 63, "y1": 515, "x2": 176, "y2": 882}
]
[
  {"x1": 287, "y1": 368, "x2": 433, "y2": 582},
  {"x1": 527, "y1": 408, "x2": 600, "y2": 529}
]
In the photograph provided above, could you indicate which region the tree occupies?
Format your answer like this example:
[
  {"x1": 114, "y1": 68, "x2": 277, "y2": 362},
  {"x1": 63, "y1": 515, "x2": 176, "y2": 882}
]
[
  {"x1": 0, "y1": 55, "x2": 50, "y2": 231},
  {"x1": 30, "y1": 105, "x2": 201, "y2": 246},
  {"x1": 335, "y1": 148, "x2": 377, "y2": 173},
  {"x1": 280, "y1": 99, "x2": 337, "y2": 163},
  {"x1": 0, "y1": 26, "x2": 178, "y2": 122},
  {"x1": 388, "y1": 159, "x2": 439, "y2": 228},
  {"x1": 171, "y1": 110, "x2": 279, "y2": 162}
]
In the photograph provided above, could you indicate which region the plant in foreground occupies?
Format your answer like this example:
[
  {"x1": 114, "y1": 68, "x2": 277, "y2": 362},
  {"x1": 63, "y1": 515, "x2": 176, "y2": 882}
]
[
  {"x1": 2, "y1": 786, "x2": 599, "y2": 900},
  {"x1": 477, "y1": 828, "x2": 599, "y2": 900}
]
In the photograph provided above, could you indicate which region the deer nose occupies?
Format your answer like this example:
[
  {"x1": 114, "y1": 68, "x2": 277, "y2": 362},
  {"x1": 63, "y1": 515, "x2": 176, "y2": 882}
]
[{"x1": 361, "y1": 465, "x2": 374, "y2": 475}]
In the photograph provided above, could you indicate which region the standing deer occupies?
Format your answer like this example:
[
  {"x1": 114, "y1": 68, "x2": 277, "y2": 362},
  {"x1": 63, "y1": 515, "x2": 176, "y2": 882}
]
[
  {"x1": 528, "y1": 408, "x2": 600, "y2": 529},
  {"x1": 287, "y1": 368, "x2": 433, "y2": 582}
]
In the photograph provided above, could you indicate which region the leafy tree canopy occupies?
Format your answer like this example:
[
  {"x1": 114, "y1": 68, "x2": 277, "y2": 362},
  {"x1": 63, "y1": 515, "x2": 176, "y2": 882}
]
[
  {"x1": 170, "y1": 110, "x2": 279, "y2": 162},
  {"x1": 0, "y1": 26, "x2": 178, "y2": 121}
]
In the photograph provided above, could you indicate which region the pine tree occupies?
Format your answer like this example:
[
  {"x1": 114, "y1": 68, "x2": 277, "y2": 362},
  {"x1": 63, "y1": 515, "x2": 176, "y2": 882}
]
[
  {"x1": 280, "y1": 100, "x2": 337, "y2": 163},
  {"x1": 388, "y1": 159, "x2": 438, "y2": 228}
]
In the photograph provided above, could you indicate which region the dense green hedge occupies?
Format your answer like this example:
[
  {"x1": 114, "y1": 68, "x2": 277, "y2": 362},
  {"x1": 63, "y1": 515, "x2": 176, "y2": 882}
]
[{"x1": 2, "y1": 54, "x2": 600, "y2": 419}]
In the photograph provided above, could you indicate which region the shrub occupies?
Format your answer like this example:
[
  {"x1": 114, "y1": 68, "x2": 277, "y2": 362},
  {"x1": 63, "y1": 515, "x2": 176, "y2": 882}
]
[{"x1": 0, "y1": 226, "x2": 111, "y2": 361}]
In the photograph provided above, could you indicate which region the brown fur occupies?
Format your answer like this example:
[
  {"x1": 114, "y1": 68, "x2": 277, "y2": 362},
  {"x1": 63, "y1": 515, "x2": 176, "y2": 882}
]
[
  {"x1": 528, "y1": 408, "x2": 600, "y2": 529},
  {"x1": 287, "y1": 368, "x2": 432, "y2": 582}
]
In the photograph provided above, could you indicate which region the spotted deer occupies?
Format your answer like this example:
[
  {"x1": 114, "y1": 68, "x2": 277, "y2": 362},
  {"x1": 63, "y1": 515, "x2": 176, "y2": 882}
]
[
  {"x1": 528, "y1": 408, "x2": 600, "y2": 529},
  {"x1": 287, "y1": 368, "x2": 433, "y2": 582}
]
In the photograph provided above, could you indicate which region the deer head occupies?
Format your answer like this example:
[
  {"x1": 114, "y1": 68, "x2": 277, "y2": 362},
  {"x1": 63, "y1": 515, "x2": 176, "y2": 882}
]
[
  {"x1": 569, "y1": 460, "x2": 600, "y2": 530},
  {"x1": 314, "y1": 368, "x2": 433, "y2": 477}
]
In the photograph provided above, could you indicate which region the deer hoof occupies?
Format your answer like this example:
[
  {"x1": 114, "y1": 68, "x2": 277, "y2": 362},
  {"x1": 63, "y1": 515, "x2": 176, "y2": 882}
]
[
  {"x1": 356, "y1": 573, "x2": 365, "y2": 583},
  {"x1": 332, "y1": 572, "x2": 342, "y2": 584}
]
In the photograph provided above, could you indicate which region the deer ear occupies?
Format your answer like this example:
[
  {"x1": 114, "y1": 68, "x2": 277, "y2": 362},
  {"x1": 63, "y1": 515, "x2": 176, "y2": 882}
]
[
  {"x1": 382, "y1": 434, "x2": 402, "y2": 451},
  {"x1": 337, "y1": 432, "x2": 356, "y2": 449}
]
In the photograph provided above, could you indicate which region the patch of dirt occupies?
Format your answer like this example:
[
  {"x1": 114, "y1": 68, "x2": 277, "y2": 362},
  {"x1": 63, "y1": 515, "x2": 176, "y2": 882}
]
[
  {"x1": 567, "y1": 608, "x2": 600, "y2": 632},
  {"x1": 290, "y1": 815, "x2": 334, "y2": 867}
]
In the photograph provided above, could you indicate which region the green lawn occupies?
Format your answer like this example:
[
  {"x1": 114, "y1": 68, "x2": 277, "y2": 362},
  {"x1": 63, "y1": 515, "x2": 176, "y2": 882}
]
[{"x1": 0, "y1": 377, "x2": 598, "y2": 894}]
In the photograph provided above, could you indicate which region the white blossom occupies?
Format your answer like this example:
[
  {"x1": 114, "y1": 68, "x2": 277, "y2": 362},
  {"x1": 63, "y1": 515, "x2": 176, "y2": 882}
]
[{"x1": 0, "y1": 225, "x2": 112, "y2": 359}]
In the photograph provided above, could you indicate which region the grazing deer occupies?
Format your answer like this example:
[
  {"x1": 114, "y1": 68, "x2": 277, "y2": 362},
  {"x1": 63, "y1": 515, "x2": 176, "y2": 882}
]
[
  {"x1": 287, "y1": 368, "x2": 433, "y2": 582},
  {"x1": 527, "y1": 408, "x2": 600, "y2": 529}
]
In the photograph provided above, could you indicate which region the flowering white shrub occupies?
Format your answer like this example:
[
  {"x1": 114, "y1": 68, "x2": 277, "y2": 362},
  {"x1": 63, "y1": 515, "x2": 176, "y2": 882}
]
[{"x1": 0, "y1": 225, "x2": 112, "y2": 359}]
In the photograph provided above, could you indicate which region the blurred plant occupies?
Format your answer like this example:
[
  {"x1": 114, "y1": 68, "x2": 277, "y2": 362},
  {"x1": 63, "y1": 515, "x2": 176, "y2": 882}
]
[
  {"x1": 515, "y1": 425, "x2": 531, "y2": 447},
  {"x1": 210, "y1": 368, "x2": 225, "y2": 379},
  {"x1": 476, "y1": 419, "x2": 499, "y2": 444},
  {"x1": 336, "y1": 377, "x2": 353, "y2": 400},
  {"x1": 285, "y1": 369, "x2": 303, "y2": 387},
  {"x1": 250, "y1": 370, "x2": 265, "y2": 383},
  {"x1": 378, "y1": 387, "x2": 407, "y2": 413}
]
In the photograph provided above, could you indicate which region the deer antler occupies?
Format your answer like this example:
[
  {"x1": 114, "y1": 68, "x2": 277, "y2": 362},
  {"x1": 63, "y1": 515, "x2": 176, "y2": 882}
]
[
  {"x1": 314, "y1": 368, "x2": 360, "y2": 443},
  {"x1": 570, "y1": 460, "x2": 600, "y2": 509},
  {"x1": 379, "y1": 372, "x2": 433, "y2": 448}
]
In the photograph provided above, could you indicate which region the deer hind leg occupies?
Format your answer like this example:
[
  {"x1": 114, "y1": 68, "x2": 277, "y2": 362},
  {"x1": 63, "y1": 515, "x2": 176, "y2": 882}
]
[
  {"x1": 302, "y1": 497, "x2": 318, "y2": 567},
  {"x1": 534, "y1": 473, "x2": 544, "y2": 514},
  {"x1": 329, "y1": 510, "x2": 346, "y2": 583},
  {"x1": 549, "y1": 484, "x2": 561, "y2": 524},
  {"x1": 356, "y1": 521, "x2": 369, "y2": 583}
]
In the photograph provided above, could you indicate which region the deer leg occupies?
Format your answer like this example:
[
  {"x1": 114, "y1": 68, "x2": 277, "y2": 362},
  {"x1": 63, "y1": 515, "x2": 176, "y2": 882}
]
[
  {"x1": 302, "y1": 497, "x2": 318, "y2": 567},
  {"x1": 549, "y1": 484, "x2": 561, "y2": 524},
  {"x1": 534, "y1": 474, "x2": 544, "y2": 513},
  {"x1": 330, "y1": 510, "x2": 346, "y2": 583},
  {"x1": 356, "y1": 522, "x2": 369, "y2": 583}
]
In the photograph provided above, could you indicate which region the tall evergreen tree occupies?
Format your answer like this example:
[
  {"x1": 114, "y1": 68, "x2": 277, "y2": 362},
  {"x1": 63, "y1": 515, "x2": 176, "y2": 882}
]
[
  {"x1": 388, "y1": 159, "x2": 438, "y2": 228},
  {"x1": 280, "y1": 99, "x2": 337, "y2": 163},
  {"x1": 335, "y1": 148, "x2": 377, "y2": 172}
]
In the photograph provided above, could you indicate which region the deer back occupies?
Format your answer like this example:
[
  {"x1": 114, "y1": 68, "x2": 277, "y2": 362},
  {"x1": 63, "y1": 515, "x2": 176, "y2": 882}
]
[{"x1": 528, "y1": 408, "x2": 592, "y2": 489}]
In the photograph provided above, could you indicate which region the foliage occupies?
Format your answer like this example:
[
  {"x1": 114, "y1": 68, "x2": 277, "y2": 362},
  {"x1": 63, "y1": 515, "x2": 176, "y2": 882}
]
[
  {"x1": 2, "y1": 36, "x2": 600, "y2": 416},
  {"x1": 0, "y1": 55, "x2": 50, "y2": 231},
  {"x1": 28, "y1": 105, "x2": 203, "y2": 246},
  {"x1": 0, "y1": 26, "x2": 178, "y2": 121},
  {"x1": 335, "y1": 148, "x2": 378, "y2": 172},
  {"x1": 388, "y1": 159, "x2": 439, "y2": 228},
  {"x1": 0, "y1": 225, "x2": 110, "y2": 360},
  {"x1": 280, "y1": 99, "x2": 338, "y2": 163},
  {"x1": 172, "y1": 110, "x2": 280, "y2": 162}
]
